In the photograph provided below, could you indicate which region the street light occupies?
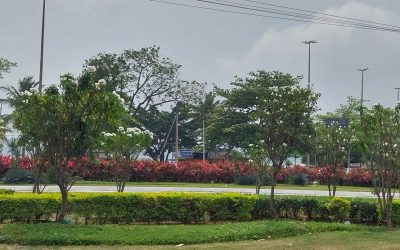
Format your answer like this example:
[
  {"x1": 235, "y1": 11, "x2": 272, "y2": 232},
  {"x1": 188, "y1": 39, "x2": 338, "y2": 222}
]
[
  {"x1": 302, "y1": 40, "x2": 317, "y2": 167},
  {"x1": 357, "y1": 68, "x2": 369, "y2": 112},
  {"x1": 395, "y1": 87, "x2": 400, "y2": 103},
  {"x1": 39, "y1": 0, "x2": 46, "y2": 94},
  {"x1": 302, "y1": 40, "x2": 318, "y2": 90}
]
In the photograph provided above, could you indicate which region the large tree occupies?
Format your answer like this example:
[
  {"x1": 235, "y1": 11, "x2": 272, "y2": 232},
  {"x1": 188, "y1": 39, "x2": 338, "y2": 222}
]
[
  {"x1": 84, "y1": 46, "x2": 185, "y2": 116},
  {"x1": 13, "y1": 69, "x2": 129, "y2": 221},
  {"x1": 217, "y1": 71, "x2": 319, "y2": 206}
]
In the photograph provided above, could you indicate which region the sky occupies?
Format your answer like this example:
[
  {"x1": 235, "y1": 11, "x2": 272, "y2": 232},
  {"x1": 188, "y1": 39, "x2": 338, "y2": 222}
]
[{"x1": 1, "y1": 0, "x2": 400, "y2": 116}]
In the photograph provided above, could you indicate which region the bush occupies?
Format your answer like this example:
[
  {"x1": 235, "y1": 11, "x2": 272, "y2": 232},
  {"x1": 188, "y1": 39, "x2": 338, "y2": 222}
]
[
  {"x1": 2, "y1": 167, "x2": 32, "y2": 184},
  {"x1": 288, "y1": 173, "x2": 308, "y2": 186},
  {"x1": 350, "y1": 200, "x2": 378, "y2": 224},
  {"x1": 325, "y1": 198, "x2": 351, "y2": 222},
  {"x1": 0, "y1": 188, "x2": 15, "y2": 195},
  {"x1": 0, "y1": 193, "x2": 386, "y2": 225},
  {"x1": 235, "y1": 174, "x2": 272, "y2": 186}
]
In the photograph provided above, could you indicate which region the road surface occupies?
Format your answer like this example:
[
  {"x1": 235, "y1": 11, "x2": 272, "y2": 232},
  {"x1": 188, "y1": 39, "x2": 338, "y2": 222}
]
[{"x1": 0, "y1": 185, "x2": 381, "y2": 198}]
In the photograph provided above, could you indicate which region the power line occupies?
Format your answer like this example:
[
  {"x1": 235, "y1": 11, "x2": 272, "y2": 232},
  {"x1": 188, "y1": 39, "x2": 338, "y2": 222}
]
[
  {"x1": 210, "y1": 0, "x2": 400, "y2": 32},
  {"x1": 193, "y1": 0, "x2": 400, "y2": 32},
  {"x1": 148, "y1": 0, "x2": 400, "y2": 33},
  {"x1": 242, "y1": 0, "x2": 400, "y2": 29}
]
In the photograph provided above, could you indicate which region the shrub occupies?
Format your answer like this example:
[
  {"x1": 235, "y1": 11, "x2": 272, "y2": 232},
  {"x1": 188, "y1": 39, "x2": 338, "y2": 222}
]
[
  {"x1": 0, "y1": 188, "x2": 15, "y2": 195},
  {"x1": 2, "y1": 167, "x2": 32, "y2": 184},
  {"x1": 0, "y1": 155, "x2": 12, "y2": 177},
  {"x1": 0, "y1": 193, "x2": 387, "y2": 225},
  {"x1": 235, "y1": 174, "x2": 272, "y2": 186},
  {"x1": 350, "y1": 200, "x2": 378, "y2": 224},
  {"x1": 324, "y1": 198, "x2": 351, "y2": 222},
  {"x1": 288, "y1": 173, "x2": 308, "y2": 186}
]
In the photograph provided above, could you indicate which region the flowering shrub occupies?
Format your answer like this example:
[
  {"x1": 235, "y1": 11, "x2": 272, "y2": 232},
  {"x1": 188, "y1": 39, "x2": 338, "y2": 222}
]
[
  {"x1": 0, "y1": 155, "x2": 374, "y2": 186},
  {"x1": 344, "y1": 167, "x2": 373, "y2": 186},
  {"x1": 0, "y1": 155, "x2": 12, "y2": 176}
]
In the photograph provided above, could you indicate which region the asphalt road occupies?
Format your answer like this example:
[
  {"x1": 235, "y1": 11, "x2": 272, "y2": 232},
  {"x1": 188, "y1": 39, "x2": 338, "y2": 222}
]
[{"x1": 0, "y1": 185, "x2": 380, "y2": 198}]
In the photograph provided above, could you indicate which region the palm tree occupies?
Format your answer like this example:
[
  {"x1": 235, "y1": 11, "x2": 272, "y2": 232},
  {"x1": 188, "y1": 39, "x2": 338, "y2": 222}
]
[
  {"x1": 0, "y1": 76, "x2": 38, "y2": 107},
  {"x1": 190, "y1": 92, "x2": 220, "y2": 158}
]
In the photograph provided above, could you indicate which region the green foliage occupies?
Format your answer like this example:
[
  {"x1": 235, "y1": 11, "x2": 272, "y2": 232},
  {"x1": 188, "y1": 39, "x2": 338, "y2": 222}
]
[
  {"x1": 2, "y1": 166, "x2": 32, "y2": 184},
  {"x1": 0, "y1": 193, "x2": 386, "y2": 226},
  {"x1": 324, "y1": 197, "x2": 351, "y2": 222},
  {"x1": 288, "y1": 173, "x2": 308, "y2": 186},
  {"x1": 361, "y1": 104, "x2": 400, "y2": 226},
  {"x1": 350, "y1": 200, "x2": 378, "y2": 224},
  {"x1": 0, "y1": 220, "x2": 371, "y2": 246},
  {"x1": 0, "y1": 192, "x2": 257, "y2": 224},
  {"x1": 0, "y1": 188, "x2": 14, "y2": 195},
  {"x1": 0, "y1": 58, "x2": 17, "y2": 79}
]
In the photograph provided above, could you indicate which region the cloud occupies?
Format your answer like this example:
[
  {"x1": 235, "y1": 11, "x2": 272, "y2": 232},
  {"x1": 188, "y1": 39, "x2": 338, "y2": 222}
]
[{"x1": 215, "y1": 2, "x2": 400, "y2": 112}]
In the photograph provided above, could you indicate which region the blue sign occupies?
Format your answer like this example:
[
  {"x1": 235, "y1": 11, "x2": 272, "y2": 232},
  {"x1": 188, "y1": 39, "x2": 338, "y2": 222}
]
[{"x1": 179, "y1": 149, "x2": 193, "y2": 159}]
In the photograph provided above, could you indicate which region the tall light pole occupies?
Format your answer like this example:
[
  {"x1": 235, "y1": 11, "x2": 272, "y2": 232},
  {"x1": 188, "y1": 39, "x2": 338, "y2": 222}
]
[
  {"x1": 38, "y1": 0, "x2": 46, "y2": 94},
  {"x1": 302, "y1": 40, "x2": 318, "y2": 90},
  {"x1": 357, "y1": 68, "x2": 369, "y2": 114},
  {"x1": 175, "y1": 109, "x2": 179, "y2": 166},
  {"x1": 302, "y1": 40, "x2": 317, "y2": 167},
  {"x1": 395, "y1": 87, "x2": 400, "y2": 103}
]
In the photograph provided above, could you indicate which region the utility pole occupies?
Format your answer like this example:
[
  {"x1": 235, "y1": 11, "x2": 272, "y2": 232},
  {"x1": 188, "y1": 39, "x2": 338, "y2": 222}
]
[
  {"x1": 39, "y1": 0, "x2": 46, "y2": 94},
  {"x1": 303, "y1": 40, "x2": 317, "y2": 167}
]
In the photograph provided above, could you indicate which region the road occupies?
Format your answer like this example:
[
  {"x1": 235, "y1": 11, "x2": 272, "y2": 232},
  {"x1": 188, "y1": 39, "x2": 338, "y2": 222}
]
[{"x1": 0, "y1": 185, "x2": 380, "y2": 198}]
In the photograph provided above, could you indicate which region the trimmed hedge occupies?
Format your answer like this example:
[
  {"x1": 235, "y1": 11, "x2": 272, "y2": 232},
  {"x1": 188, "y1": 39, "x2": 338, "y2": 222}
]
[{"x1": 0, "y1": 192, "x2": 383, "y2": 225}]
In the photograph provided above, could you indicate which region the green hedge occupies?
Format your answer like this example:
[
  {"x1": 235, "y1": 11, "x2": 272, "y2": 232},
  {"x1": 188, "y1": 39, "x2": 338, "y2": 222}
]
[{"x1": 0, "y1": 192, "x2": 382, "y2": 225}]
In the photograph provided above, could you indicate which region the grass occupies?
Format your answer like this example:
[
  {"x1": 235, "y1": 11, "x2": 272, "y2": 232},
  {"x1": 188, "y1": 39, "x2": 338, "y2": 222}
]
[
  {"x1": 0, "y1": 220, "x2": 378, "y2": 246},
  {"x1": 1, "y1": 231, "x2": 399, "y2": 250}
]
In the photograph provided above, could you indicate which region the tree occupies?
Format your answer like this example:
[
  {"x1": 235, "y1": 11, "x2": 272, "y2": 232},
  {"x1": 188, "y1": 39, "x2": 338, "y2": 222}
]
[
  {"x1": 12, "y1": 69, "x2": 129, "y2": 222},
  {"x1": 190, "y1": 91, "x2": 220, "y2": 152},
  {"x1": 141, "y1": 103, "x2": 199, "y2": 161},
  {"x1": 247, "y1": 141, "x2": 270, "y2": 194},
  {"x1": 217, "y1": 71, "x2": 319, "y2": 210},
  {"x1": 0, "y1": 76, "x2": 38, "y2": 107},
  {"x1": 314, "y1": 119, "x2": 354, "y2": 196},
  {"x1": 361, "y1": 104, "x2": 400, "y2": 227},
  {"x1": 84, "y1": 46, "x2": 182, "y2": 116},
  {"x1": 0, "y1": 58, "x2": 16, "y2": 79},
  {"x1": 100, "y1": 126, "x2": 152, "y2": 192}
]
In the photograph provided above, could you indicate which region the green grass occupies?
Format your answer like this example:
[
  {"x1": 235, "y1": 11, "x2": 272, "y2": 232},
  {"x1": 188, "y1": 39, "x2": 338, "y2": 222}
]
[
  {"x1": 0, "y1": 220, "x2": 378, "y2": 246},
  {"x1": 1, "y1": 230, "x2": 400, "y2": 249}
]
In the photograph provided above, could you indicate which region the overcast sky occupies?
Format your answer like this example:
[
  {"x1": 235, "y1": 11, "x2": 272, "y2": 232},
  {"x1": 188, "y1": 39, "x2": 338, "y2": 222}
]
[{"x1": 1, "y1": 0, "x2": 400, "y2": 115}]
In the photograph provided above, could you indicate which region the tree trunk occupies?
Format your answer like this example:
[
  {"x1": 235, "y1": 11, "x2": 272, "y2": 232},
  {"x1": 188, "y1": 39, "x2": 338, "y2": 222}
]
[
  {"x1": 255, "y1": 172, "x2": 262, "y2": 194},
  {"x1": 270, "y1": 171, "x2": 277, "y2": 218},
  {"x1": 57, "y1": 183, "x2": 69, "y2": 222},
  {"x1": 328, "y1": 183, "x2": 332, "y2": 197}
]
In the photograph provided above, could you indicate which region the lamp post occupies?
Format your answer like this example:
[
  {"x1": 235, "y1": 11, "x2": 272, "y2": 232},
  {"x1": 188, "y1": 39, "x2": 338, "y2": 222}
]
[
  {"x1": 302, "y1": 40, "x2": 317, "y2": 167},
  {"x1": 395, "y1": 87, "x2": 400, "y2": 103},
  {"x1": 302, "y1": 40, "x2": 318, "y2": 90},
  {"x1": 357, "y1": 68, "x2": 369, "y2": 114},
  {"x1": 38, "y1": 0, "x2": 46, "y2": 94}
]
